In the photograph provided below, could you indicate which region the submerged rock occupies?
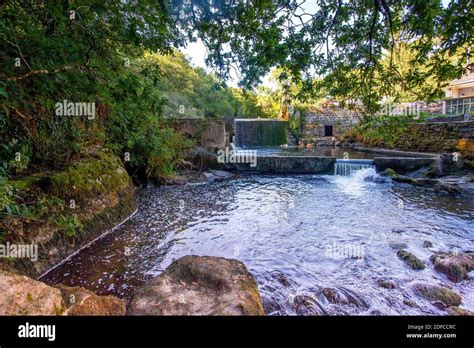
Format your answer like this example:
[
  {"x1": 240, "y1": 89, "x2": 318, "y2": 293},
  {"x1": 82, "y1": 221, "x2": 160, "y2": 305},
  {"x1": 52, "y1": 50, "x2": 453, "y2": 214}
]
[
  {"x1": 58, "y1": 286, "x2": 125, "y2": 315},
  {"x1": 397, "y1": 249, "x2": 425, "y2": 270},
  {"x1": 413, "y1": 283, "x2": 462, "y2": 307},
  {"x1": 319, "y1": 287, "x2": 368, "y2": 309},
  {"x1": 447, "y1": 306, "x2": 474, "y2": 316},
  {"x1": 382, "y1": 168, "x2": 399, "y2": 178},
  {"x1": 127, "y1": 255, "x2": 264, "y2": 315},
  {"x1": 271, "y1": 271, "x2": 292, "y2": 287},
  {"x1": 377, "y1": 279, "x2": 396, "y2": 289},
  {"x1": 430, "y1": 252, "x2": 474, "y2": 283},
  {"x1": 0, "y1": 270, "x2": 64, "y2": 315},
  {"x1": 208, "y1": 170, "x2": 234, "y2": 179},
  {"x1": 292, "y1": 293, "x2": 327, "y2": 316},
  {"x1": 202, "y1": 170, "x2": 234, "y2": 182},
  {"x1": 403, "y1": 298, "x2": 419, "y2": 308},
  {"x1": 389, "y1": 242, "x2": 408, "y2": 251},
  {"x1": 387, "y1": 173, "x2": 473, "y2": 194},
  {"x1": 422, "y1": 241, "x2": 433, "y2": 248}
]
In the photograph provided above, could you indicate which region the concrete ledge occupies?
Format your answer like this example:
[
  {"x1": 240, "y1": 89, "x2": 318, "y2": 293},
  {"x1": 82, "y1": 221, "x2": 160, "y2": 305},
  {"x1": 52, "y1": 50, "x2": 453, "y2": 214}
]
[
  {"x1": 353, "y1": 146, "x2": 438, "y2": 158},
  {"x1": 374, "y1": 157, "x2": 436, "y2": 173},
  {"x1": 226, "y1": 156, "x2": 335, "y2": 174}
]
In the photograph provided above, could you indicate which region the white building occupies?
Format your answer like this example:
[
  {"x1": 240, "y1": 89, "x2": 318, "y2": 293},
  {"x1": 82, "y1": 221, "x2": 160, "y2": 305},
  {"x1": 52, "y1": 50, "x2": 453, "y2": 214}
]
[{"x1": 443, "y1": 67, "x2": 474, "y2": 116}]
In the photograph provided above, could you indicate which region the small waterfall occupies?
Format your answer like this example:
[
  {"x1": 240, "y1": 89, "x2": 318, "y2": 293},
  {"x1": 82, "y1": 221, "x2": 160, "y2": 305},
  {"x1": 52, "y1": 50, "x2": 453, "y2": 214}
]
[{"x1": 334, "y1": 159, "x2": 375, "y2": 176}]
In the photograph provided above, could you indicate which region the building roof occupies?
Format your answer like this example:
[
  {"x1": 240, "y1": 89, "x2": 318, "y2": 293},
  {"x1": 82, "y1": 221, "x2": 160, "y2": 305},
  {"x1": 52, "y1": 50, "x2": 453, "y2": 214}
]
[{"x1": 448, "y1": 72, "x2": 474, "y2": 87}]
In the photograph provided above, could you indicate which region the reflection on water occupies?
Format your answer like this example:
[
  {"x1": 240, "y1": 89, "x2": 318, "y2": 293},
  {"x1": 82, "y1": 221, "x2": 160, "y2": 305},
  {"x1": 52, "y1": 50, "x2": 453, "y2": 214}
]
[{"x1": 41, "y1": 171, "x2": 474, "y2": 315}]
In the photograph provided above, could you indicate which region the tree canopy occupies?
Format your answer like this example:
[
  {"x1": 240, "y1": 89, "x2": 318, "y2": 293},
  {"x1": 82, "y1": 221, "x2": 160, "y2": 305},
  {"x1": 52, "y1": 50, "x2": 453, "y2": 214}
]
[
  {"x1": 2, "y1": 1, "x2": 471, "y2": 106},
  {"x1": 172, "y1": 0, "x2": 472, "y2": 109}
]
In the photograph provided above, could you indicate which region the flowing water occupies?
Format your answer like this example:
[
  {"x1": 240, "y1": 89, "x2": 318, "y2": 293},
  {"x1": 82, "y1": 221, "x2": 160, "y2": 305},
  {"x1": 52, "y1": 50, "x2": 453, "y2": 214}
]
[
  {"x1": 41, "y1": 169, "x2": 474, "y2": 315},
  {"x1": 334, "y1": 160, "x2": 375, "y2": 176}
]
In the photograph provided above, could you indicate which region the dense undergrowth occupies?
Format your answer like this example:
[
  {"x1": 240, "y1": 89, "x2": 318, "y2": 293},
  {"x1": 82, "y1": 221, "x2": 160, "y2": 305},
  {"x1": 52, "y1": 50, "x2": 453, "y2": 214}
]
[{"x1": 0, "y1": 2, "x2": 266, "y2": 239}]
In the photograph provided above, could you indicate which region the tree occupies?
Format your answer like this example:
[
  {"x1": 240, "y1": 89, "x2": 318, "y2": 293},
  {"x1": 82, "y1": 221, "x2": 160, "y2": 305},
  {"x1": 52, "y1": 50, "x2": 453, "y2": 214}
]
[
  {"x1": 2, "y1": 1, "x2": 471, "y2": 113},
  {"x1": 174, "y1": 0, "x2": 472, "y2": 111}
]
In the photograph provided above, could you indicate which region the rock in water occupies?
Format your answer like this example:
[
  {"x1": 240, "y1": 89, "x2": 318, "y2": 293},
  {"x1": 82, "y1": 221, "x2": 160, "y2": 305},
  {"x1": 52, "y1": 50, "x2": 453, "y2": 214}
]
[
  {"x1": 0, "y1": 270, "x2": 125, "y2": 315},
  {"x1": 377, "y1": 279, "x2": 396, "y2": 289},
  {"x1": 397, "y1": 249, "x2": 425, "y2": 270},
  {"x1": 430, "y1": 252, "x2": 474, "y2": 282},
  {"x1": 422, "y1": 241, "x2": 433, "y2": 248},
  {"x1": 58, "y1": 286, "x2": 125, "y2": 315},
  {"x1": 0, "y1": 270, "x2": 65, "y2": 315},
  {"x1": 413, "y1": 283, "x2": 462, "y2": 307},
  {"x1": 128, "y1": 255, "x2": 265, "y2": 315},
  {"x1": 447, "y1": 306, "x2": 474, "y2": 316}
]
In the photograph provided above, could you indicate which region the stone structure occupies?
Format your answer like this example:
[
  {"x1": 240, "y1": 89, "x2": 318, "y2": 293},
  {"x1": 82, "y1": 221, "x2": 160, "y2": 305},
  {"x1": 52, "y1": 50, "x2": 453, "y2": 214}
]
[
  {"x1": 166, "y1": 118, "x2": 230, "y2": 150},
  {"x1": 445, "y1": 70, "x2": 474, "y2": 99},
  {"x1": 234, "y1": 119, "x2": 288, "y2": 148},
  {"x1": 393, "y1": 121, "x2": 474, "y2": 153},
  {"x1": 226, "y1": 155, "x2": 335, "y2": 174},
  {"x1": 302, "y1": 104, "x2": 362, "y2": 139}
]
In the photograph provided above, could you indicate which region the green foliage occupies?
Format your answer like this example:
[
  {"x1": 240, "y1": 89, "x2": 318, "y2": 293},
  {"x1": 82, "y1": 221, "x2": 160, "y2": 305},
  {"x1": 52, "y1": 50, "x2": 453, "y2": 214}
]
[
  {"x1": 147, "y1": 52, "x2": 237, "y2": 119},
  {"x1": 1, "y1": 139, "x2": 31, "y2": 175},
  {"x1": 54, "y1": 214, "x2": 83, "y2": 238},
  {"x1": 288, "y1": 108, "x2": 306, "y2": 144},
  {"x1": 177, "y1": 0, "x2": 470, "y2": 112},
  {"x1": 1, "y1": 0, "x2": 469, "y2": 119},
  {"x1": 0, "y1": 3, "x2": 264, "y2": 182},
  {"x1": 230, "y1": 88, "x2": 269, "y2": 118},
  {"x1": 0, "y1": 176, "x2": 82, "y2": 240},
  {"x1": 347, "y1": 112, "x2": 445, "y2": 148}
]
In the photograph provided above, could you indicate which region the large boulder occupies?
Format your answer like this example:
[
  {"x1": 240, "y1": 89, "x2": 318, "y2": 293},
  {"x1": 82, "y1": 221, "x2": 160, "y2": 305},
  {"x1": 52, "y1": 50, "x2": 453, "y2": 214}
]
[
  {"x1": 128, "y1": 255, "x2": 265, "y2": 315},
  {"x1": 0, "y1": 270, "x2": 65, "y2": 315},
  {"x1": 430, "y1": 252, "x2": 474, "y2": 283},
  {"x1": 413, "y1": 283, "x2": 462, "y2": 307},
  {"x1": 58, "y1": 285, "x2": 126, "y2": 315},
  {"x1": 447, "y1": 306, "x2": 474, "y2": 316},
  {"x1": 0, "y1": 270, "x2": 125, "y2": 315}
]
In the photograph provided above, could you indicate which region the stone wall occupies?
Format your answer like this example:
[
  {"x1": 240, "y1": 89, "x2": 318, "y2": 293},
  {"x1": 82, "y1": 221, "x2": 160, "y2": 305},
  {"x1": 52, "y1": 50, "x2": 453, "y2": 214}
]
[
  {"x1": 166, "y1": 118, "x2": 232, "y2": 150},
  {"x1": 226, "y1": 155, "x2": 335, "y2": 174},
  {"x1": 301, "y1": 101, "x2": 445, "y2": 141},
  {"x1": 302, "y1": 105, "x2": 362, "y2": 139},
  {"x1": 386, "y1": 120, "x2": 474, "y2": 169},
  {"x1": 394, "y1": 121, "x2": 474, "y2": 153}
]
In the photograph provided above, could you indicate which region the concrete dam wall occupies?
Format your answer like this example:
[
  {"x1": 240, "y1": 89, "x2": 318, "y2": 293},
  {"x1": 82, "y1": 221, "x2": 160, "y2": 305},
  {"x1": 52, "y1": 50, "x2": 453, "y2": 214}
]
[{"x1": 235, "y1": 119, "x2": 288, "y2": 148}]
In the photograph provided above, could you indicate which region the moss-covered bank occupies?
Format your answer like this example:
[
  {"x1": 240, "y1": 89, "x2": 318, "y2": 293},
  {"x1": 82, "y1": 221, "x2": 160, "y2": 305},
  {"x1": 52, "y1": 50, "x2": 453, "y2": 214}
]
[{"x1": 0, "y1": 149, "x2": 136, "y2": 277}]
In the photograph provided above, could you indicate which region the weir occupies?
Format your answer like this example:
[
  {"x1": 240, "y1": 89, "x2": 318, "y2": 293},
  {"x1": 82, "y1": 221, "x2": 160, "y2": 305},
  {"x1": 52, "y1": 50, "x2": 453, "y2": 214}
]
[
  {"x1": 334, "y1": 159, "x2": 375, "y2": 176},
  {"x1": 234, "y1": 119, "x2": 288, "y2": 148}
]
